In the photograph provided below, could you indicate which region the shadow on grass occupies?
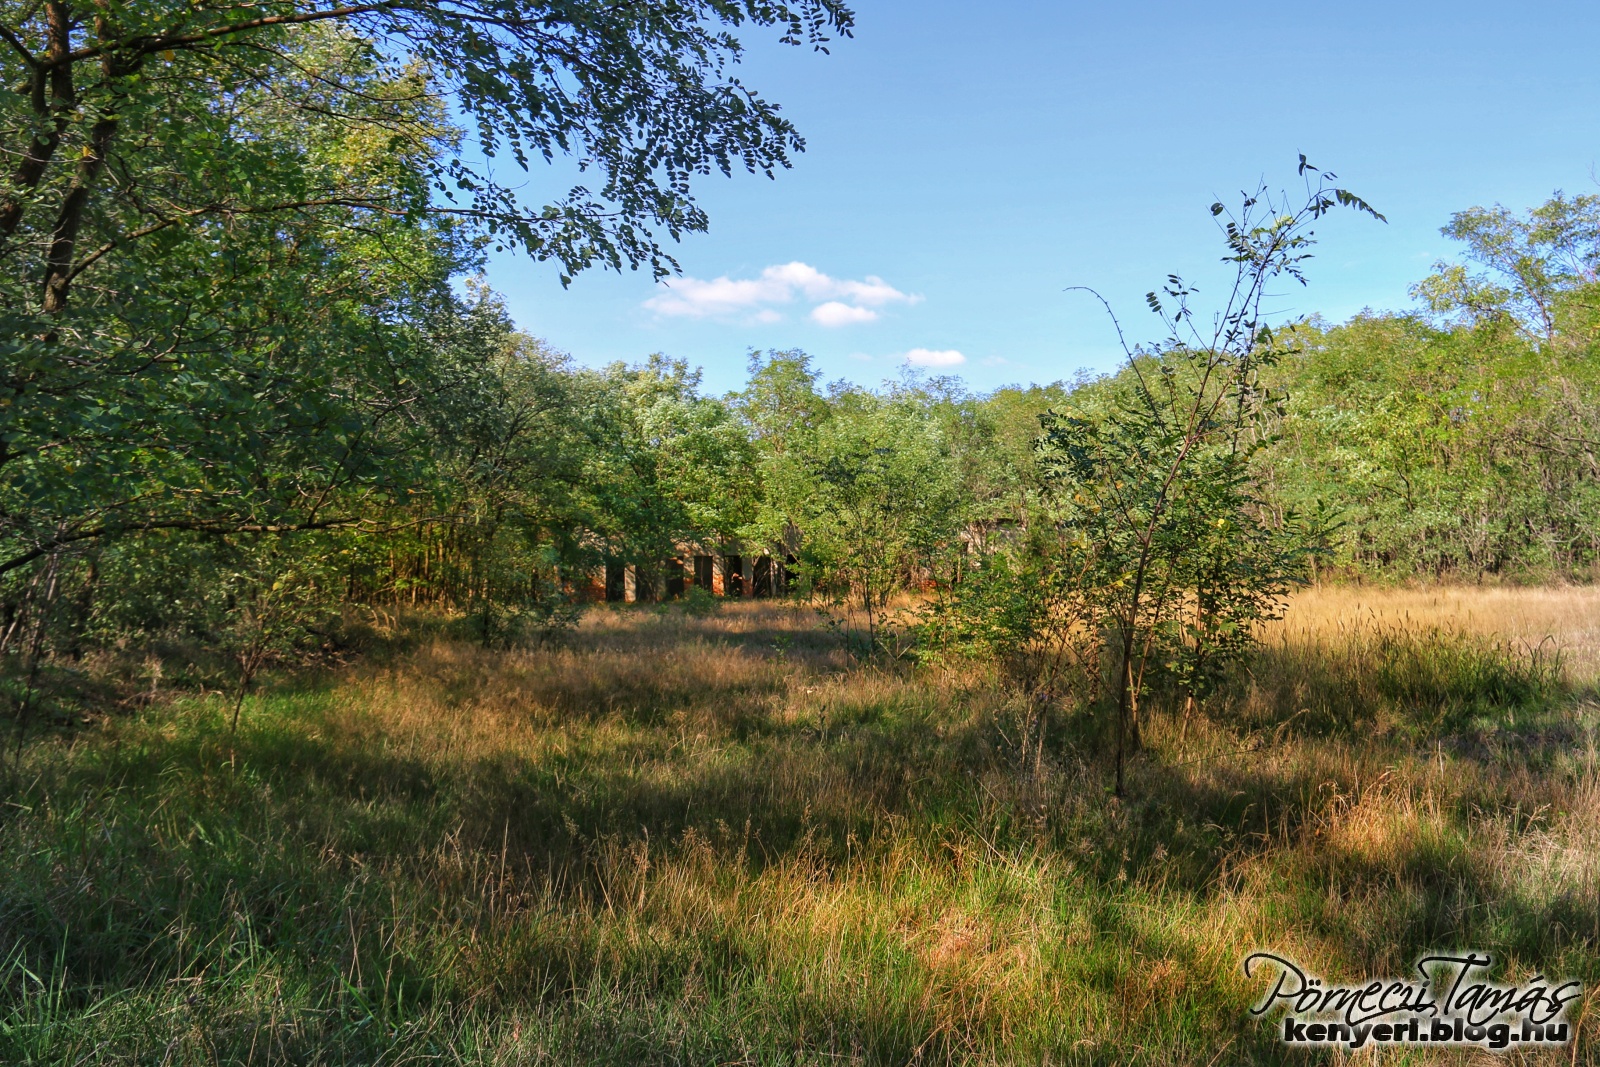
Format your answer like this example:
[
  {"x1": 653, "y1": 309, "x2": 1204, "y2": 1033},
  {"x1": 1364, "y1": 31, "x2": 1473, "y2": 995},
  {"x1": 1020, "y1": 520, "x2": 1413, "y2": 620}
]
[
  {"x1": 2, "y1": 607, "x2": 1595, "y2": 1064},
  {"x1": 1212, "y1": 621, "x2": 1568, "y2": 742}
]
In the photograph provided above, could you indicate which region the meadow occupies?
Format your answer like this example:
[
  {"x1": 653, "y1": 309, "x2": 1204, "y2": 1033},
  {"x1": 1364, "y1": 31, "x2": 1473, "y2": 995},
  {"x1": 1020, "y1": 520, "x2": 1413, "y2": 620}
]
[{"x1": 1, "y1": 586, "x2": 1596, "y2": 1065}]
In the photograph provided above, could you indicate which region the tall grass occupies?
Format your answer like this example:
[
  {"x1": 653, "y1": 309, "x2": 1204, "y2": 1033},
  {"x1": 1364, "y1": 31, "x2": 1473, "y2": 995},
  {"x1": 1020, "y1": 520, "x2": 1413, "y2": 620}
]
[
  {"x1": 1223, "y1": 618, "x2": 1565, "y2": 739},
  {"x1": 1, "y1": 594, "x2": 1596, "y2": 1063}
]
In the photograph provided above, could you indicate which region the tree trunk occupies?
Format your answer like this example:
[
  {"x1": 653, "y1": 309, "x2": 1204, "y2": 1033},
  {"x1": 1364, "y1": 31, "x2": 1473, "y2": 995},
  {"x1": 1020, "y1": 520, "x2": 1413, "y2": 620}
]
[
  {"x1": 1113, "y1": 625, "x2": 1136, "y2": 797},
  {"x1": 0, "y1": 2, "x2": 74, "y2": 237}
]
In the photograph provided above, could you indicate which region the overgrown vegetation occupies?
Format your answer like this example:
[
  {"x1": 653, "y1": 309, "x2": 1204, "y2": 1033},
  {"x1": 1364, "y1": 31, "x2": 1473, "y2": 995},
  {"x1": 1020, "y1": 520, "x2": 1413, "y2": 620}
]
[
  {"x1": 0, "y1": 1, "x2": 860, "y2": 729},
  {"x1": 7, "y1": 124, "x2": 1599, "y2": 727},
  {"x1": 9, "y1": 168, "x2": 1597, "y2": 731},
  {"x1": 3, "y1": 0, "x2": 1599, "y2": 1057}
]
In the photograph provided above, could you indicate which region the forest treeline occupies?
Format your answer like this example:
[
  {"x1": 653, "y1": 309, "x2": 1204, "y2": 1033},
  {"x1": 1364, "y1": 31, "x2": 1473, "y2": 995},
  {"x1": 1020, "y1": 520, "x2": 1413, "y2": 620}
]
[{"x1": 5, "y1": 186, "x2": 1597, "y2": 674}]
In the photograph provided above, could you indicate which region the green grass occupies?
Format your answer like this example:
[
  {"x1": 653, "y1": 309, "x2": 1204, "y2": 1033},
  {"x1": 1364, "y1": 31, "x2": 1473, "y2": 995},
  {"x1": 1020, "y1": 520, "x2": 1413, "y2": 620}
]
[{"x1": 1, "y1": 600, "x2": 1596, "y2": 1064}]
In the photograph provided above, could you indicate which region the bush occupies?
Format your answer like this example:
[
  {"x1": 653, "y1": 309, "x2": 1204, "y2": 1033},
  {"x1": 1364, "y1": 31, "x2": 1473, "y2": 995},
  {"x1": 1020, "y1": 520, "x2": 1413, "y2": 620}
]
[{"x1": 681, "y1": 585, "x2": 720, "y2": 617}]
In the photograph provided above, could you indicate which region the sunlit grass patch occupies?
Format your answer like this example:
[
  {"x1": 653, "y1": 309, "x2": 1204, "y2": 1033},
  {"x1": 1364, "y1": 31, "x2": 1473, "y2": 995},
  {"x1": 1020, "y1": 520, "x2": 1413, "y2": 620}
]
[{"x1": 1, "y1": 596, "x2": 1597, "y2": 1063}]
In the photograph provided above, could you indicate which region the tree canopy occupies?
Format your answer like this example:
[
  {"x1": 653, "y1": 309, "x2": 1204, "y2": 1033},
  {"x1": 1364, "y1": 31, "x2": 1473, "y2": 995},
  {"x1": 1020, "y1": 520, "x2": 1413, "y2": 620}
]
[{"x1": 0, "y1": 0, "x2": 855, "y2": 579}]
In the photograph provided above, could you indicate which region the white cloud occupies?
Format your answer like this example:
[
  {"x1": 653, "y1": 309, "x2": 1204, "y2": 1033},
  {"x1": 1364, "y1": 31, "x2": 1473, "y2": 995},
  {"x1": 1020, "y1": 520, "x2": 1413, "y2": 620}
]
[
  {"x1": 643, "y1": 261, "x2": 916, "y2": 325},
  {"x1": 831, "y1": 276, "x2": 915, "y2": 308},
  {"x1": 811, "y1": 301, "x2": 878, "y2": 327},
  {"x1": 904, "y1": 348, "x2": 966, "y2": 367}
]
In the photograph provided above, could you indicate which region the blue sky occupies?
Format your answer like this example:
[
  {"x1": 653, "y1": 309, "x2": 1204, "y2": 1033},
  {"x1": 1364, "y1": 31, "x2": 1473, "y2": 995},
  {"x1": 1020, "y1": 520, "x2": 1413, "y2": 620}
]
[{"x1": 484, "y1": 0, "x2": 1600, "y2": 395}]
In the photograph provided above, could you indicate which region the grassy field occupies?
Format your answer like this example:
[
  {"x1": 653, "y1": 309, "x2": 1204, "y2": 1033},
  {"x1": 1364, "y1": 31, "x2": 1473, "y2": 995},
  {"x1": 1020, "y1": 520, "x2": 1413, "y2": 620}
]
[{"x1": 1, "y1": 587, "x2": 1596, "y2": 1064}]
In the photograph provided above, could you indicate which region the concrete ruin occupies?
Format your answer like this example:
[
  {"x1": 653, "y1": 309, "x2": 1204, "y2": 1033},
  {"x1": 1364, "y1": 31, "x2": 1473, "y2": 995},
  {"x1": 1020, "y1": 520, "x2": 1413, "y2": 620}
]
[{"x1": 588, "y1": 548, "x2": 791, "y2": 603}]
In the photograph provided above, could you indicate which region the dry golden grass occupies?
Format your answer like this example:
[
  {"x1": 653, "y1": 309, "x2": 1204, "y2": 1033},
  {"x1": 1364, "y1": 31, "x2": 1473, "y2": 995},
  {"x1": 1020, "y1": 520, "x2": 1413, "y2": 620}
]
[
  {"x1": 2, "y1": 592, "x2": 1597, "y2": 1064},
  {"x1": 1280, "y1": 583, "x2": 1600, "y2": 682}
]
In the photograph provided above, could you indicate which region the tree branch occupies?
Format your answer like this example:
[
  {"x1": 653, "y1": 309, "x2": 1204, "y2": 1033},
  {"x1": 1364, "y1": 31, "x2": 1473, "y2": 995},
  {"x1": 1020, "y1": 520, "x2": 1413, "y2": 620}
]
[
  {"x1": 0, "y1": 512, "x2": 456, "y2": 576},
  {"x1": 61, "y1": 4, "x2": 394, "y2": 65}
]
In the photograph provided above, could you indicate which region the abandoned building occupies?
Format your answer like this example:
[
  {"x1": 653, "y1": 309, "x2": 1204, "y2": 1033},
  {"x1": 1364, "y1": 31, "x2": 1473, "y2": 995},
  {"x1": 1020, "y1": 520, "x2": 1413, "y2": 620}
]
[{"x1": 588, "y1": 549, "x2": 792, "y2": 603}]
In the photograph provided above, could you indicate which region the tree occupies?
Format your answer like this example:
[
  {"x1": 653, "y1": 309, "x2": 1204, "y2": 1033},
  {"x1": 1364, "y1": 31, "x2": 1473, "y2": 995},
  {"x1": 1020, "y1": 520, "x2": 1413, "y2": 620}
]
[
  {"x1": 0, "y1": 1, "x2": 854, "y2": 581},
  {"x1": 0, "y1": 26, "x2": 475, "y2": 580},
  {"x1": 792, "y1": 387, "x2": 963, "y2": 653},
  {"x1": 354, "y1": 294, "x2": 597, "y2": 640},
  {"x1": 1262, "y1": 190, "x2": 1600, "y2": 581},
  {"x1": 571, "y1": 354, "x2": 758, "y2": 594},
  {"x1": 215, "y1": 539, "x2": 341, "y2": 733},
  {"x1": 1037, "y1": 160, "x2": 1383, "y2": 795},
  {"x1": 1412, "y1": 193, "x2": 1600, "y2": 348},
  {"x1": 732, "y1": 349, "x2": 828, "y2": 565},
  {"x1": 0, "y1": 0, "x2": 855, "y2": 312}
]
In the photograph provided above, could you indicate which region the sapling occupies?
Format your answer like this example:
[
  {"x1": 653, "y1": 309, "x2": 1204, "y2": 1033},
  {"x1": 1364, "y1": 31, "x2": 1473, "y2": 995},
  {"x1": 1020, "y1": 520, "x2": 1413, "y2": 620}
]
[{"x1": 1038, "y1": 160, "x2": 1383, "y2": 794}]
